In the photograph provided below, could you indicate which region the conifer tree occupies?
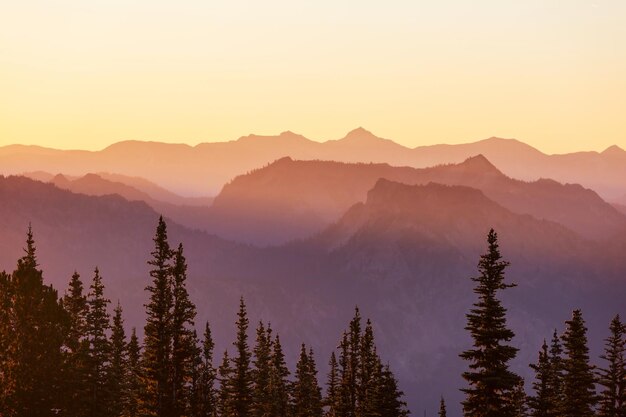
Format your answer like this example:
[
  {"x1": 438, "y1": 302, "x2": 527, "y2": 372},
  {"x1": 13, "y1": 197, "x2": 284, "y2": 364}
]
[
  {"x1": 230, "y1": 297, "x2": 253, "y2": 417},
  {"x1": 171, "y1": 243, "x2": 197, "y2": 417},
  {"x1": 62, "y1": 271, "x2": 90, "y2": 417},
  {"x1": 377, "y1": 363, "x2": 409, "y2": 417},
  {"x1": 269, "y1": 334, "x2": 291, "y2": 417},
  {"x1": 529, "y1": 340, "x2": 557, "y2": 417},
  {"x1": 194, "y1": 322, "x2": 217, "y2": 417},
  {"x1": 347, "y1": 308, "x2": 362, "y2": 414},
  {"x1": 561, "y1": 309, "x2": 596, "y2": 417},
  {"x1": 293, "y1": 345, "x2": 323, "y2": 417},
  {"x1": 439, "y1": 397, "x2": 447, "y2": 417},
  {"x1": 110, "y1": 302, "x2": 128, "y2": 417},
  {"x1": 357, "y1": 319, "x2": 379, "y2": 417},
  {"x1": 124, "y1": 328, "x2": 142, "y2": 417},
  {"x1": 218, "y1": 350, "x2": 234, "y2": 417},
  {"x1": 3, "y1": 226, "x2": 67, "y2": 416},
  {"x1": 460, "y1": 228, "x2": 521, "y2": 417},
  {"x1": 325, "y1": 352, "x2": 340, "y2": 417},
  {"x1": 598, "y1": 315, "x2": 626, "y2": 417},
  {"x1": 252, "y1": 321, "x2": 273, "y2": 417},
  {"x1": 86, "y1": 267, "x2": 112, "y2": 417},
  {"x1": 512, "y1": 379, "x2": 528, "y2": 417},
  {"x1": 0, "y1": 271, "x2": 12, "y2": 414},
  {"x1": 142, "y1": 216, "x2": 174, "y2": 417},
  {"x1": 547, "y1": 330, "x2": 564, "y2": 413},
  {"x1": 337, "y1": 331, "x2": 354, "y2": 417}
]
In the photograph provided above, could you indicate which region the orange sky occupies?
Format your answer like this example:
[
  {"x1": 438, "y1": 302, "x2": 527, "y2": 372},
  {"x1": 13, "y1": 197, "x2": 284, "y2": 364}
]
[{"x1": 1, "y1": 1, "x2": 625, "y2": 153}]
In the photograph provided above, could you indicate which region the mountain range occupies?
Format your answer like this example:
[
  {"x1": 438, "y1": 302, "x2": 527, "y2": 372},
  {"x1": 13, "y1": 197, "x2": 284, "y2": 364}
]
[
  {"x1": 1, "y1": 170, "x2": 625, "y2": 415},
  {"x1": 3, "y1": 128, "x2": 626, "y2": 201}
]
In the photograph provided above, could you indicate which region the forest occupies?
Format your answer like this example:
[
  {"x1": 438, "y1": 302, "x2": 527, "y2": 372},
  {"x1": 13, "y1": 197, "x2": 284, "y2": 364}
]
[{"x1": 0, "y1": 217, "x2": 624, "y2": 417}]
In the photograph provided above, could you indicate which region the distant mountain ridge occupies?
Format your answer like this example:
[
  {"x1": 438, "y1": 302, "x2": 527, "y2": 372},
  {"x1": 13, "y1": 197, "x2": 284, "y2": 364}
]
[
  {"x1": 205, "y1": 156, "x2": 626, "y2": 245},
  {"x1": 3, "y1": 129, "x2": 626, "y2": 199}
]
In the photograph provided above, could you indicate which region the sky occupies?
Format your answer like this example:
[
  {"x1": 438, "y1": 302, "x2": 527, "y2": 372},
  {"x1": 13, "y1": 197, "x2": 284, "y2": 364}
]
[{"x1": 1, "y1": 0, "x2": 625, "y2": 153}]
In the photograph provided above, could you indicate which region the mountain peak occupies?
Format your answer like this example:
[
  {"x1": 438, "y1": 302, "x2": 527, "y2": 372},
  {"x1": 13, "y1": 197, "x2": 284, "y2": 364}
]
[
  {"x1": 341, "y1": 127, "x2": 382, "y2": 142},
  {"x1": 457, "y1": 154, "x2": 503, "y2": 175},
  {"x1": 602, "y1": 145, "x2": 625, "y2": 156}
]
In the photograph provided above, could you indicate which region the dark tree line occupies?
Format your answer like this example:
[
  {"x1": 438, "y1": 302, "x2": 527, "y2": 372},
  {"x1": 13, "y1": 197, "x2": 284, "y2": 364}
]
[
  {"x1": 458, "y1": 228, "x2": 626, "y2": 417},
  {"x1": 0, "y1": 218, "x2": 407, "y2": 417}
]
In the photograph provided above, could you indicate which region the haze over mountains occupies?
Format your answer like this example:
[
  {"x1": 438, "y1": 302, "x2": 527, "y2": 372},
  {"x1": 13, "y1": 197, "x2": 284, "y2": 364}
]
[
  {"x1": 2, "y1": 131, "x2": 626, "y2": 414},
  {"x1": 3, "y1": 128, "x2": 626, "y2": 201}
]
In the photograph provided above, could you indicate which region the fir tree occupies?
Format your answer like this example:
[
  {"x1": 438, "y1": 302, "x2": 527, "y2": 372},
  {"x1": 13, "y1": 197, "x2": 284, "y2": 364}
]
[
  {"x1": 357, "y1": 319, "x2": 379, "y2": 417},
  {"x1": 439, "y1": 397, "x2": 447, "y2": 417},
  {"x1": 142, "y1": 216, "x2": 174, "y2": 417},
  {"x1": 86, "y1": 267, "x2": 112, "y2": 417},
  {"x1": 598, "y1": 315, "x2": 626, "y2": 417},
  {"x1": 269, "y1": 334, "x2": 291, "y2": 417},
  {"x1": 218, "y1": 350, "x2": 234, "y2": 417},
  {"x1": 460, "y1": 228, "x2": 521, "y2": 417},
  {"x1": 325, "y1": 352, "x2": 340, "y2": 417},
  {"x1": 3, "y1": 227, "x2": 67, "y2": 416},
  {"x1": 529, "y1": 340, "x2": 557, "y2": 417},
  {"x1": 110, "y1": 302, "x2": 128, "y2": 417},
  {"x1": 124, "y1": 328, "x2": 142, "y2": 417},
  {"x1": 377, "y1": 363, "x2": 409, "y2": 417},
  {"x1": 547, "y1": 330, "x2": 564, "y2": 414},
  {"x1": 194, "y1": 322, "x2": 217, "y2": 417},
  {"x1": 171, "y1": 243, "x2": 197, "y2": 417},
  {"x1": 230, "y1": 297, "x2": 253, "y2": 417},
  {"x1": 561, "y1": 309, "x2": 596, "y2": 417},
  {"x1": 62, "y1": 271, "x2": 90, "y2": 417},
  {"x1": 293, "y1": 345, "x2": 323, "y2": 417},
  {"x1": 252, "y1": 321, "x2": 273, "y2": 417},
  {"x1": 512, "y1": 379, "x2": 528, "y2": 417}
]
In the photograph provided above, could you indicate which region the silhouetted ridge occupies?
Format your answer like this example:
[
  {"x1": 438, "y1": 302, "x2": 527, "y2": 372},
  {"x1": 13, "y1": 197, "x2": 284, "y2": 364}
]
[
  {"x1": 457, "y1": 154, "x2": 503, "y2": 175},
  {"x1": 602, "y1": 145, "x2": 625, "y2": 156}
]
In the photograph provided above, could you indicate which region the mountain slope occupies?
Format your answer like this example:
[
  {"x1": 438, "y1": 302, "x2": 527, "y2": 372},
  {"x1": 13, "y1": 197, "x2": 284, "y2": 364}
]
[{"x1": 205, "y1": 156, "x2": 626, "y2": 244}]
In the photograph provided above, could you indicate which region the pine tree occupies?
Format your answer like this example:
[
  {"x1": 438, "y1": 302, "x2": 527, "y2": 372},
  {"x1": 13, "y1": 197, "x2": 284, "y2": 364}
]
[
  {"x1": 218, "y1": 351, "x2": 234, "y2": 417},
  {"x1": 598, "y1": 315, "x2": 626, "y2": 417},
  {"x1": 460, "y1": 228, "x2": 521, "y2": 417},
  {"x1": 61, "y1": 271, "x2": 90, "y2": 417},
  {"x1": 198, "y1": 323, "x2": 217, "y2": 417},
  {"x1": 110, "y1": 302, "x2": 128, "y2": 417},
  {"x1": 252, "y1": 321, "x2": 273, "y2": 417},
  {"x1": 529, "y1": 340, "x2": 557, "y2": 417},
  {"x1": 3, "y1": 226, "x2": 67, "y2": 417},
  {"x1": 124, "y1": 328, "x2": 142, "y2": 417},
  {"x1": 230, "y1": 297, "x2": 253, "y2": 417},
  {"x1": 269, "y1": 334, "x2": 291, "y2": 417},
  {"x1": 357, "y1": 319, "x2": 379, "y2": 417},
  {"x1": 439, "y1": 397, "x2": 447, "y2": 417},
  {"x1": 325, "y1": 352, "x2": 340, "y2": 417},
  {"x1": 512, "y1": 379, "x2": 528, "y2": 417},
  {"x1": 86, "y1": 267, "x2": 112, "y2": 417},
  {"x1": 171, "y1": 243, "x2": 197, "y2": 417},
  {"x1": 561, "y1": 309, "x2": 596, "y2": 417},
  {"x1": 337, "y1": 331, "x2": 354, "y2": 417},
  {"x1": 377, "y1": 363, "x2": 409, "y2": 417},
  {"x1": 293, "y1": 345, "x2": 323, "y2": 417},
  {"x1": 547, "y1": 330, "x2": 564, "y2": 413},
  {"x1": 347, "y1": 308, "x2": 362, "y2": 415},
  {"x1": 142, "y1": 216, "x2": 174, "y2": 417}
]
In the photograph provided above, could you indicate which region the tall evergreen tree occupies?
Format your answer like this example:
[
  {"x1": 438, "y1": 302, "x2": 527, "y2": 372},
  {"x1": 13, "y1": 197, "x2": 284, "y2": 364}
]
[
  {"x1": 124, "y1": 328, "x2": 142, "y2": 417},
  {"x1": 547, "y1": 330, "x2": 564, "y2": 414},
  {"x1": 194, "y1": 322, "x2": 217, "y2": 417},
  {"x1": 252, "y1": 321, "x2": 273, "y2": 417},
  {"x1": 86, "y1": 267, "x2": 112, "y2": 417},
  {"x1": 439, "y1": 397, "x2": 447, "y2": 417},
  {"x1": 293, "y1": 345, "x2": 323, "y2": 417},
  {"x1": 218, "y1": 351, "x2": 234, "y2": 417},
  {"x1": 598, "y1": 315, "x2": 626, "y2": 417},
  {"x1": 376, "y1": 363, "x2": 409, "y2": 417},
  {"x1": 529, "y1": 340, "x2": 557, "y2": 417},
  {"x1": 230, "y1": 297, "x2": 253, "y2": 417},
  {"x1": 170, "y1": 243, "x2": 197, "y2": 417},
  {"x1": 269, "y1": 334, "x2": 291, "y2": 417},
  {"x1": 325, "y1": 352, "x2": 340, "y2": 417},
  {"x1": 357, "y1": 319, "x2": 379, "y2": 417},
  {"x1": 61, "y1": 271, "x2": 90, "y2": 417},
  {"x1": 142, "y1": 216, "x2": 174, "y2": 417},
  {"x1": 110, "y1": 302, "x2": 128, "y2": 417},
  {"x1": 561, "y1": 309, "x2": 596, "y2": 417},
  {"x1": 3, "y1": 226, "x2": 67, "y2": 417},
  {"x1": 512, "y1": 379, "x2": 528, "y2": 417},
  {"x1": 460, "y1": 228, "x2": 521, "y2": 417}
]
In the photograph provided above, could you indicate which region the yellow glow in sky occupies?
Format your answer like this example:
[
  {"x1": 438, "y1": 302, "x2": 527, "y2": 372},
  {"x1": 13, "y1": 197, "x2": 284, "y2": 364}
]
[{"x1": 1, "y1": 0, "x2": 625, "y2": 153}]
